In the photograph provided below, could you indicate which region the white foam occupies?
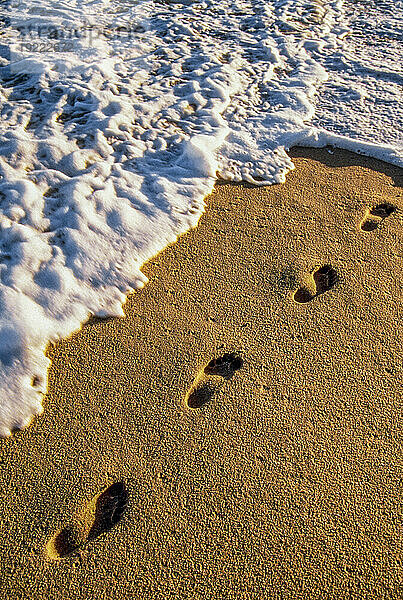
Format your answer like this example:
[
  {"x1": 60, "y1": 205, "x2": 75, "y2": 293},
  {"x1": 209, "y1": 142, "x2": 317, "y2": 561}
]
[{"x1": 0, "y1": 0, "x2": 401, "y2": 435}]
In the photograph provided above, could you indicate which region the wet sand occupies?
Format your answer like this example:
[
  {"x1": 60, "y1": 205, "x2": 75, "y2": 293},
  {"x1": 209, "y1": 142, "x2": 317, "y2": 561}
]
[{"x1": 0, "y1": 148, "x2": 402, "y2": 599}]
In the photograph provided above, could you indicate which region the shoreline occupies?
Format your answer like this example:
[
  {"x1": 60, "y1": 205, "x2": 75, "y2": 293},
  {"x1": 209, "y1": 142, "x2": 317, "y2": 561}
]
[{"x1": 0, "y1": 147, "x2": 402, "y2": 599}]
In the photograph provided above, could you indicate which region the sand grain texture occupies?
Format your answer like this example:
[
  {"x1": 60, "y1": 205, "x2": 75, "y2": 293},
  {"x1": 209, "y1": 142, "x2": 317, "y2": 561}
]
[{"x1": 0, "y1": 149, "x2": 402, "y2": 599}]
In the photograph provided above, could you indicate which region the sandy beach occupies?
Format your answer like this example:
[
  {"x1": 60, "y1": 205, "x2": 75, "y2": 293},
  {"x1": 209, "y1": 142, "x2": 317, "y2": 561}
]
[{"x1": 0, "y1": 148, "x2": 401, "y2": 599}]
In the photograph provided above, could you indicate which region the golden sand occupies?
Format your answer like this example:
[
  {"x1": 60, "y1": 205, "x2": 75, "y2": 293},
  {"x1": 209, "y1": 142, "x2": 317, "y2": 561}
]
[{"x1": 0, "y1": 148, "x2": 402, "y2": 599}]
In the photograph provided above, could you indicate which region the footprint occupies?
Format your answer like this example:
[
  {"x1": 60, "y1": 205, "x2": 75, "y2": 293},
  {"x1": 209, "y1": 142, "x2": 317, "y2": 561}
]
[
  {"x1": 185, "y1": 353, "x2": 243, "y2": 409},
  {"x1": 293, "y1": 265, "x2": 338, "y2": 303},
  {"x1": 360, "y1": 203, "x2": 396, "y2": 232},
  {"x1": 46, "y1": 481, "x2": 128, "y2": 560}
]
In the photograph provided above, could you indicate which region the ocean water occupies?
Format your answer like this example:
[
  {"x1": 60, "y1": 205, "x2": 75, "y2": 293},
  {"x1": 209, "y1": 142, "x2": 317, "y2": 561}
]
[{"x1": 0, "y1": 0, "x2": 401, "y2": 436}]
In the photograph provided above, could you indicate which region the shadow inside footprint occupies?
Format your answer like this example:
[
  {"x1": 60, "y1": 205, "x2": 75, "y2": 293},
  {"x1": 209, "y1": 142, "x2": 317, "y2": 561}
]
[
  {"x1": 51, "y1": 526, "x2": 80, "y2": 559},
  {"x1": 187, "y1": 383, "x2": 215, "y2": 408},
  {"x1": 360, "y1": 203, "x2": 396, "y2": 231},
  {"x1": 313, "y1": 265, "x2": 338, "y2": 295},
  {"x1": 294, "y1": 265, "x2": 338, "y2": 303},
  {"x1": 360, "y1": 220, "x2": 378, "y2": 232},
  {"x1": 204, "y1": 353, "x2": 244, "y2": 378},
  {"x1": 293, "y1": 287, "x2": 313, "y2": 303},
  {"x1": 186, "y1": 353, "x2": 243, "y2": 409},
  {"x1": 49, "y1": 481, "x2": 128, "y2": 559},
  {"x1": 87, "y1": 481, "x2": 128, "y2": 541},
  {"x1": 369, "y1": 203, "x2": 395, "y2": 218}
]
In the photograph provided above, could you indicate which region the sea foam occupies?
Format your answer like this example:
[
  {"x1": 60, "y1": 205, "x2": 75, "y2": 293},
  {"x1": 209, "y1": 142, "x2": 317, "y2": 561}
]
[{"x1": 0, "y1": 0, "x2": 401, "y2": 435}]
